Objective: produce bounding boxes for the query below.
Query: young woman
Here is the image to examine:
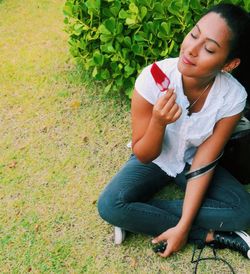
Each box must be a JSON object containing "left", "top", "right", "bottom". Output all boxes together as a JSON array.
[{"left": 98, "top": 3, "right": 250, "bottom": 259}]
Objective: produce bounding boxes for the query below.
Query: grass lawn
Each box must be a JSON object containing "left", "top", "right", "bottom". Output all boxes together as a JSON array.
[{"left": 0, "top": 0, "right": 249, "bottom": 273}]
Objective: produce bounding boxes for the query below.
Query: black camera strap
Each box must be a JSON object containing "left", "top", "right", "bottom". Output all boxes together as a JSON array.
[{"left": 185, "top": 153, "right": 223, "bottom": 181}]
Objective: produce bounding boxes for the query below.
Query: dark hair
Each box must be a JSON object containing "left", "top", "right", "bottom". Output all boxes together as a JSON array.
[{"left": 205, "top": 3, "right": 250, "bottom": 97}]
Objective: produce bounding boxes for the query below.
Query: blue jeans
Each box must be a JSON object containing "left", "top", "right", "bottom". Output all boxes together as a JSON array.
[{"left": 98, "top": 155, "right": 250, "bottom": 244}]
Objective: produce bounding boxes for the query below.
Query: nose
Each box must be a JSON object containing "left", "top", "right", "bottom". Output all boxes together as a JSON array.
[{"left": 187, "top": 40, "right": 200, "bottom": 57}]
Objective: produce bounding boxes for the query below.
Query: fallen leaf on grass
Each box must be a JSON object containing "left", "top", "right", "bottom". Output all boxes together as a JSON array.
[
  {"left": 83, "top": 136, "right": 89, "bottom": 143},
  {"left": 130, "top": 257, "right": 138, "bottom": 268},
  {"left": 8, "top": 161, "right": 17, "bottom": 169},
  {"left": 69, "top": 100, "right": 81, "bottom": 109},
  {"left": 35, "top": 224, "right": 40, "bottom": 232},
  {"left": 41, "top": 126, "right": 48, "bottom": 133}
]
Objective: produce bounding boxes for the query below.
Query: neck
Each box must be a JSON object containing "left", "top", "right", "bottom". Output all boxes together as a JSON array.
[{"left": 182, "top": 75, "right": 215, "bottom": 93}]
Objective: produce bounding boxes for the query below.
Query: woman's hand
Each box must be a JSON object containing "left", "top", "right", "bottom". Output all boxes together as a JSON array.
[
  {"left": 152, "top": 225, "right": 189, "bottom": 258},
  {"left": 152, "top": 89, "right": 182, "bottom": 128}
]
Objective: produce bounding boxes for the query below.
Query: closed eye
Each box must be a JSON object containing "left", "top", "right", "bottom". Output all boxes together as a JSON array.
[
  {"left": 205, "top": 47, "right": 214, "bottom": 54},
  {"left": 190, "top": 33, "right": 198, "bottom": 39}
]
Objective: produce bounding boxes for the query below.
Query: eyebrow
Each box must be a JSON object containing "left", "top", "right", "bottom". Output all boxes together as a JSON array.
[{"left": 195, "top": 24, "right": 221, "bottom": 48}]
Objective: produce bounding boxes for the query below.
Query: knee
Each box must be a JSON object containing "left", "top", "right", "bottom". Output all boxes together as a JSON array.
[
  {"left": 234, "top": 200, "right": 250, "bottom": 228},
  {"left": 241, "top": 195, "right": 250, "bottom": 221},
  {"left": 97, "top": 188, "right": 124, "bottom": 225},
  {"left": 97, "top": 190, "right": 111, "bottom": 222},
  {"left": 236, "top": 210, "right": 250, "bottom": 229},
  {"left": 242, "top": 202, "right": 250, "bottom": 227}
]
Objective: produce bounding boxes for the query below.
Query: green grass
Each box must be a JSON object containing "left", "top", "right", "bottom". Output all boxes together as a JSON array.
[{"left": 0, "top": 0, "right": 249, "bottom": 273}]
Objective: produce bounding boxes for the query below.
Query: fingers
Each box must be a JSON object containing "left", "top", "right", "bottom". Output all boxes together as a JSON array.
[
  {"left": 154, "top": 89, "right": 182, "bottom": 124},
  {"left": 172, "top": 105, "right": 182, "bottom": 121},
  {"left": 157, "top": 89, "right": 175, "bottom": 109},
  {"left": 152, "top": 232, "right": 172, "bottom": 257},
  {"left": 152, "top": 231, "right": 166, "bottom": 244},
  {"left": 152, "top": 226, "right": 188, "bottom": 258},
  {"left": 152, "top": 241, "right": 174, "bottom": 258},
  {"left": 152, "top": 230, "right": 180, "bottom": 258},
  {"left": 159, "top": 246, "right": 173, "bottom": 258}
]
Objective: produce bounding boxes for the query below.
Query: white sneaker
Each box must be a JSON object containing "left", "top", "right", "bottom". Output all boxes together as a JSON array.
[{"left": 114, "top": 226, "right": 126, "bottom": 245}]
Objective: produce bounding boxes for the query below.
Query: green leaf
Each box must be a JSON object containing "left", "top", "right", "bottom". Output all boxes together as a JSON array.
[
  {"left": 243, "top": 0, "right": 250, "bottom": 11},
  {"left": 104, "top": 17, "right": 116, "bottom": 34},
  {"left": 140, "top": 6, "right": 147, "bottom": 21},
  {"left": 131, "top": 44, "right": 144, "bottom": 56},
  {"left": 124, "top": 65, "right": 135, "bottom": 77},
  {"left": 85, "top": 0, "right": 100, "bottom": 14},
  {"left": 100, "top": 34, "right": 113, "bottom": 42},
  {"left": 116, "top": 22, "right": 123, "bottom": 35},
  {"left": 160, "top": 22, "right": 170, "bottom": 35},
  {"left": 119, "top": 9, "right": 128, "bottom": 19},
  {"left": 160, "top": 47, "right": 169, "bottom": 57},
  {"left": 64, "top": 17, "right": 69, "bottom": 24},
  {"left": 123, "top": 36, "right": 131, "bottom": 47},
  {"left": 100, "top": 43, "right": 116, "bottom": 53},
  {"left": 99, "top": 69, "right": 110, "bottom": 80},
  {"left": 145, "top": 21, "right": 159, "bottom": 34},
  {"left": 79, "top": 37, "right": 87, "bottom": 49},
  {"left": 92, "top": 66, "right": 98, "bottom": 77},
  {"left": 124, "top": 77, "right": 135, "bottom": 98},
  {"left": 125, "top": 17, "right": 137, "bottom": 25},
  {"left": 98, "top": 24, "right": 111, "bottom": 35},
  {"left": 154, "top": 2, "right": 165, "bottom": 14},
  {"left": 129, "top": 3, "right": 139, "bottom": 14},
  {"left": 168, "top": 0, "right": 182, "bottom": 17},
  {"left": 122, "top": 48, "right": 129, "bottom": 59},
  {"left": 149, "top": 47, "right": 160, "bottom": 57},
  {"left": 115, "top": 34, "right": 124, "bottom": 43},
  {"left": 189, "top": 0, "right": 201, "bottom": 10},
  {"left": 110, "top": 1, "right": 121, "bottom": 17},
  {"left": 86, "top": 30, "right": 99, "bottom": 41},
  {"left": 73, "top": 23, "right": 83, "bottom": 35},
  {"left": 63, "top": 2, "right": 73, "bottom": 17},
  {"left": 168, "top": 39, "right": 175, "bottom": 54},
  {"left": 104, "top": 82, "right": 113, "bottom": 93},
  {"left": 134, "top": 32, "right": 147, "bottom": 42},
  {"left": 93, "top": 51, "right": 104, "bottom": 66}
]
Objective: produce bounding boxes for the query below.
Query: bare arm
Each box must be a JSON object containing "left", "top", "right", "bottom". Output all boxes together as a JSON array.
[
  {"left": 178, "top": 112, "right": 242, "bottom": 231},
  {"left": 131, "top": 89, "right": 182, "bottom": 163},
  {"left": 153, "top": 112, "right": 242, "bottom": 257}
]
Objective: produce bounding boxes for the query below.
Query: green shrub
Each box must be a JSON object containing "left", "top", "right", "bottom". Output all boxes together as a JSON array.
[{"left": 63, "top": 0, "right": 250, "bottom": 98}]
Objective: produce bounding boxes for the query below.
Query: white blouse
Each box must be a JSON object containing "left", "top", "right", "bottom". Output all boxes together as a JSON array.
[{"left": 135, "top": 58, "right": 247, "bottom": 177}]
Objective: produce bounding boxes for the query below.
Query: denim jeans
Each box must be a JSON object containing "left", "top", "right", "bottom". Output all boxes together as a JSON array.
[{"left": 98, "top": 154, "right": 250, "bottom": 244}]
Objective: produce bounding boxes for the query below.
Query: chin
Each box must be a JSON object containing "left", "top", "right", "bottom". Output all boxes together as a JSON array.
[{"left": 177, "top": 61, "right": 193, "bottom": 77}]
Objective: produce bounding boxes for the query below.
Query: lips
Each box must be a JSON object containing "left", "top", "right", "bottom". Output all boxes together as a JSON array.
[{"left": 182, "top": 55, "right": 195, "bottom": 66}]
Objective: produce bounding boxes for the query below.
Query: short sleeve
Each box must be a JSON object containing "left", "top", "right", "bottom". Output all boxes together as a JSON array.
[
  {"left": 134, "top": 58, "right": 179, "bottom": 105},
  {"left": 218, "top": 75, "right": 247, "bottom": 118},
  {"left": 222, "top": 98, "right": 247, "bottom": 117},
  {"left": 134, "top": 64, "right": 159, "bottom": 105}
]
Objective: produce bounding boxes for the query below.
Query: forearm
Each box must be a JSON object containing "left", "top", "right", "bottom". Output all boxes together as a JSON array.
[
  {"left": 132, "top": 117, "right": 166, "bottom": 163},
  {"left": 178, "top": 171, "right": 214, "bottom": 232},
  {"left": 177, "top": 140, "right": 222, "bottom": 232},
  {"left": 177, "top": 114, "right": 240, "bottom": 231},
  {"left": 131, "top": 89, "right": 182, "bottom": 163}
]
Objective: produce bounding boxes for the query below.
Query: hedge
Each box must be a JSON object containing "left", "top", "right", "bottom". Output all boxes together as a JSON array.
[{"left": 63, "top": 0, "right": 250, "bottom": 98}]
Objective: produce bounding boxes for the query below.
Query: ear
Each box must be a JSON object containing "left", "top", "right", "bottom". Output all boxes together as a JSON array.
[{"left": 222, "top": 58, "right": 241, "bottom": 73}]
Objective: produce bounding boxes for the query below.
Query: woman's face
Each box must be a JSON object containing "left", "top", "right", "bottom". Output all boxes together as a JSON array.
[{"left": 177, "top": 12, "right": 233, "bottom": 79}]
